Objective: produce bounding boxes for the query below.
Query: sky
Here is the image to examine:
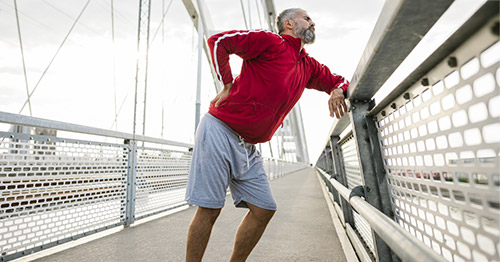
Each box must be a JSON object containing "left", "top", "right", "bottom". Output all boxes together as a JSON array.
[{"left": 0, "top": 0, "right": 486, "bottom": 162}]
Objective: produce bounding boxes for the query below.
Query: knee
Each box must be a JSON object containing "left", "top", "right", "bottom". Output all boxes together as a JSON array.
[
  {"left": 197, "top": 207, "right": 221, "bottom": 224},
  {"left": 251, "top": 208, "right": 276, "bottom": 224}
]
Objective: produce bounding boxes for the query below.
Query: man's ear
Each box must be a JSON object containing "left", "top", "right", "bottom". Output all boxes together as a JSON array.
[{"left": 285, "top": 19, "right": 294, "bottom": 30}]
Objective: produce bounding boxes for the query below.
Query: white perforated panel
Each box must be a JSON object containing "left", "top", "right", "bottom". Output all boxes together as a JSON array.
[
  {"left": 377, "top": 19, "right": 500, "bottom": 262},
  {"left": 340, "top": 134, "right": 363, "bottom": 189},
  {"left": 0, "top": 133, "right": 127, "bottom": 258},
  {"left": 339, "top": 133, "right": 376, "bottom": 255},
  {"left": 134, "top": 147, "right": 191, "bottom": 219}
]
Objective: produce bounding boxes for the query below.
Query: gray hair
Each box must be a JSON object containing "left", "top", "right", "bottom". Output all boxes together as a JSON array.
[{"left": 275, "top": 8, "right": 303, "bottom": 34}]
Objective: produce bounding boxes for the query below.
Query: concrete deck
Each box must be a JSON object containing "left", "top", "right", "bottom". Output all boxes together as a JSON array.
[{"left": 33, "top": 168, "right": 347, "bottom": 262}]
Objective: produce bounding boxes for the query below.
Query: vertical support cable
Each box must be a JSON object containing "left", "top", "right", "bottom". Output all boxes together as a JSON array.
[
  {"left": 255, "top": 0, "right": 263, "bottom": 29},
  {"left": 141, "top": 0, "right": 152, "bottom": 137},
  {"left": 162, "top": 0, "right": 165, "bottom": 43},
  {"left": 132, "top": 0, "right": 152, "bottom": 139},
  {"left": 162, "top": 0, "right": 166, "bottom": 136},
  {"left": 194, "top": 13, "right": 203, "bottom": 133},
  {"left": 239, "top": 0, "right": 249, "bottom": 29},
  {"left": 161, "top": 103, "right": 164, "bottom": 138},
  {"left": 132, "top": 2, "right": 141, "bottom": 139},
  {"left": 18, "top": 0, "right": 91, "bottom": 115},
  {"left": 268, "top": 141, "right": 274, "bottom": 158},
  {"left": 247, "top": 0, "right": 252, "bottom": 29},
  {"left": 259, "top": 0, "right": 277, "bottom": 32},
  {"left": 13, "top": 0, "right": 32, "bottom": 116},
  {"left": 111, "top": 0, "right": 118, "bottom": 131}
]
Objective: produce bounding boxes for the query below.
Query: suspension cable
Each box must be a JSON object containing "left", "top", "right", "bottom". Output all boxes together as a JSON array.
[
  {"left": 41, "top": 0, "right": 107, "bottom": 39},
  {"left": 239, "top": 0, "right": 249, "bottom": 29},
  {"left": 18, "top": 0, "right": 92, "bottom": 114},
  {"left": 0, "top": 0, "right": 60, "bottom": 36},
  {"left": 13, "top": 0, "right": 32, "bottom": 116},
  {"left": 150, "top": 0, "right": 174, "bottom": 44},
  {"left": 111, "top": 0, "right": 118, "bottom": 131},
  {"left": 255, "top": 0, "right": 263, "bottom": 29},
  {"left": 94, "top": 0, "right": 135, "bottom": 27},
  {"left": 162, "top": 0, "right": 165, "bottom": 44},
  {"left": 247, "top": 0, "right": 251, "bottom": 29},
  {"left": 108, "top": 0, "right": 173, "bottom": 132},
  {"left": 109, "top": 79, "right": 134, "bottom": 130},
  {"left": 161, "top": 0, "right": 165, "bottom": 138}
]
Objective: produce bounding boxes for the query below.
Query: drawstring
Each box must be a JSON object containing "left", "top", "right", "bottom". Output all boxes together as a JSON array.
[{"left": 238, "top": 136, "right": 250, "bottom": 171}]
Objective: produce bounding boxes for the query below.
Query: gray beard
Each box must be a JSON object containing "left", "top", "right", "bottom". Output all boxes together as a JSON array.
[{"left": 294, "top": 24, "right": 315, "bottom": 44}]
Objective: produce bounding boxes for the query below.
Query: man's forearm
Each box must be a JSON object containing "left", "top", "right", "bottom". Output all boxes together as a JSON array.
[{"left": 223, "top": 82, "right": 233, "bottom": 91}]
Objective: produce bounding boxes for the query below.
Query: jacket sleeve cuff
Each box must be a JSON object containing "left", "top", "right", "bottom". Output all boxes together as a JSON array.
[{"left": 330, "top": 85, "right": 347, "bottom": 97}]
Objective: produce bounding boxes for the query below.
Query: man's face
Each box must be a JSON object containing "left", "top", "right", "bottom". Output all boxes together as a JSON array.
[{"left": 292, "top": 10, "right": 315, "bottom": 44}]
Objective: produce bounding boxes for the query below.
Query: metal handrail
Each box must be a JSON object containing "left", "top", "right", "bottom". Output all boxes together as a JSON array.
[
  {"left": 367, "top": 1, "right": 499, "bottom": 117},
  {"left": 346, "top": 0, "right": 453, "bottom": 100},
  {"left": 0, "top": 110, "right": 193, "bottom": 148},
  {"left": 316, "top": 167, "right": 446, "bottom": 262}
]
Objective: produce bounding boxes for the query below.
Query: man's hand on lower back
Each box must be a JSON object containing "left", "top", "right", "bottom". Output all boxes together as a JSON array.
[
  {"left": 211, "top": 82, "right": 233, "bottom": 108},
  {"left": 329, "top": 88, "right": 347, "bottom": 119}
]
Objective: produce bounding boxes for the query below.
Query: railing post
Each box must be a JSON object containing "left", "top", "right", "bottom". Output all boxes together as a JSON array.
[
  {"left": 316, "top": 151, "right": 324, "bottom": 170},
  {"left": 125, "top": 139, "right": 137, "bottom": 227},
  {"left": 330, "top": 135, "right": 354, "bottom": 227},
  {"left": 350, "top": 100, "right": 396, "bottom": 262},
  {"left": 324, "top": 140, "right": 339, "bottom": 204}
]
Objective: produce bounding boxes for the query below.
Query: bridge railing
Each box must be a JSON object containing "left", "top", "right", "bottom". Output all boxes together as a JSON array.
[
  {"left": 264, "top": 157, "right": 309, "bottom": 180},
  {"left": 0, "top": 111, "right": 303, "bottom": 261},
  {"left": 316, "top": 1, "right": 499, "bottom": 262}
]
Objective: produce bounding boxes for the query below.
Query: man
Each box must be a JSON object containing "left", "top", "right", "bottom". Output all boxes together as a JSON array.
[{"left": 185, "top": 8, "right": 348, "bottom": 262}]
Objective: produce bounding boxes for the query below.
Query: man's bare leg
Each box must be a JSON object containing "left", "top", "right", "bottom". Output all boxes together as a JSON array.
[
  {"left": 186, "top": 207, "right": 221, "bottom": 262},
  {"left": 230, "top": 202, "right": 276, "bottom": 262}
]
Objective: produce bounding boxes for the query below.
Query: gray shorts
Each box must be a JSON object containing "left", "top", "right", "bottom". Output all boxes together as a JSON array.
[{"left": 185, "top": 113, "right": 277, "bottom": 210}]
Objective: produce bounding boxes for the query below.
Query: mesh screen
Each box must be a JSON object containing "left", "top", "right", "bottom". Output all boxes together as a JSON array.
[
  {"left": 339, "top": 133, "right": 376, "bottom": 255},
  {"left": 353, "top": 210, "right": 375, "bottom": 254},
  {"left": 135, "top": 147, "right": 192, "bottom": 219},
  {"left": 340, "top": 134, "right": 363, "bottom": 189},
  {"left": 0, "top": 133, "right": 128, "bottom": 258},
  {"left": 377, "top": 22, "right": 500, "bottom": 262}
]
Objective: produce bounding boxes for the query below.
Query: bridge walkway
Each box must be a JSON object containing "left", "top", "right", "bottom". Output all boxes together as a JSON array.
[{"left": 31, "top": 168, "right": 348, "bottom": 262}]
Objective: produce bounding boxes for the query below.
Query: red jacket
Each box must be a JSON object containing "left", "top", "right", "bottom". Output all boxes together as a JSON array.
[{"left": 207, "top": 30, "right": 349, "bottom": 144}]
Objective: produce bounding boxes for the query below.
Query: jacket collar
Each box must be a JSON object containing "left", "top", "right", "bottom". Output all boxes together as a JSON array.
[{"left": 281, "top": 34, "right": 307, "bottom": 57}]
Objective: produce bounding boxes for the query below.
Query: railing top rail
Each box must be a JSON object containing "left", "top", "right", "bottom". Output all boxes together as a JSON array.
[
  {"left": 368, "top": 2, "right": 499, "bottom": 116},
  {"left": 321, "top": 0, "right": 454, "bottom": 154},
  {"left": 317, "top": 168, "right": 446, "bottom": 262},
  {"left": 0, "top": 111, "right": 193, "bottom": 148},
  {"left": 321, "top": 115, "right": 350, "bottom": 151},
  {"left": 347, "top": 0, "right": 453, "bottom": 101}
]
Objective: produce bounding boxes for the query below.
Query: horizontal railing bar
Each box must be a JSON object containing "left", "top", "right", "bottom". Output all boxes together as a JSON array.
[
  {"left": 321, "top": 115, "right": 351, "bottom": 151},
  {"left": 368, "top": 1, "right": 499, "bottom": 117},
  {"left": 0, "top": 111, "right": 193, "bottom": 148},
  {"left": 0, "top": 131, "right": 126, "bottom": 148},
  {"left": 347, "top": 0, "right": 453, "bottom": 101},
  {"left": 317, "top": 168, "right": 446, "bottom": 262}
]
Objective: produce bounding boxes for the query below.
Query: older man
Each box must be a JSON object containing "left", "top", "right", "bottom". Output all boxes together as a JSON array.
[{"left": 185, "top": 8, "right": 349, "bottom": 262}]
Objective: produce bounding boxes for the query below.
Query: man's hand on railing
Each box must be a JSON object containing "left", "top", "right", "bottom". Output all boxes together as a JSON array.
[{"left": 329, "top": 88, "right": 347, "bottom": 119}]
